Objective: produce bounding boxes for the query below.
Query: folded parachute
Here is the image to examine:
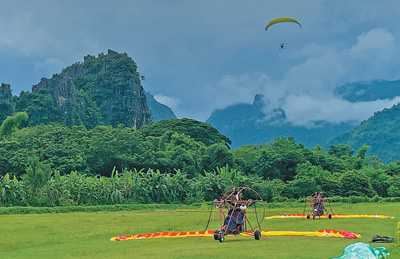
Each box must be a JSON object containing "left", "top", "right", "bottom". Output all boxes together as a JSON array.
[
  {"left": 110, "top": 229, "right": 360, "bottom": 241},
  {"left": 264, "top": 214, "right": 394, "bottom": 219}
]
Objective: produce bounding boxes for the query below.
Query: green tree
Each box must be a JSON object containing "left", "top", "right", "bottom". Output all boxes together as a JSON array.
[
  {"left": 340, "top": 170, "right": 375, "bottom": 197},
  {"left": 254, "top": 137, "right": 312, "bottom": 181},
  {"left": 387, "top": 175, "right": 400, "bottom": 197},
  {"left": 201, "top": 142, "right": 234, "bottom": 172},
  {"left": 385, "top": 160, "right": 400, "bottom": 175},
  {"left": 138, "top": 118, "right": 231, "bottom": 147},
  {"left": 0, "top": 112, "right": 28, "bottom": 138},
  {"left": 22, "top": 156, "right": 52, "bottom": 189},
  {"left": 14, "top": 88, "right": 64, "bottom": 126},
  {"left": 0, "top": 83, "right": 14, "bottom": 123},
  {"left": 232, "top": 145, "right": 262, "bottom": 174},
  {"left": 359, "top": 167, "right": 390, "bottom": 197},
  {"left": 22, "top": 156, "right": 52, "bottom": 205},
  {"left": 328, "top": 144, "right": 354, "bottom": 158},
  {"left": 285, "top": 177, "right": 318, "bottom": 199}
]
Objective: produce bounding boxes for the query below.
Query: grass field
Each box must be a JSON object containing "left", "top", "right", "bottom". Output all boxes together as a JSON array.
[{"left": 0, "top": 202, "right": 398, "bottom": 258}]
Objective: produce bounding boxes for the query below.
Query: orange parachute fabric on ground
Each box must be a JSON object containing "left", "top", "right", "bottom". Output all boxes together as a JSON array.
[
  {"left": 260, "top": 229, "right": 361, "bottom": 239},
  {"left": 263, "top": 214, "right": 395, "bottom": 219},
  {"left": 110, "top": 229, "right": 360, "bottom": 241},
  {"left": 110, "top": 230, "right": 214, "bottom": 241}
]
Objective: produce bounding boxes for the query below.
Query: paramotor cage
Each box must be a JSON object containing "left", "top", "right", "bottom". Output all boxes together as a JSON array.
[
  {"left": 213, "top": 187, "right": 265, "bottom": 242},
  {"left": 305, "top": 191, "right": 334, "bottom": 219}
]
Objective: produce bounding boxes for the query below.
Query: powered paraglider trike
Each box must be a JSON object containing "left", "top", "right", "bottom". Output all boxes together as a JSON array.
[
  {"left": 213, "top": 187, "right": 265, "bottom": 242},
  {"left": 304, "top": 191, "right": 334, "bottom": 220}
]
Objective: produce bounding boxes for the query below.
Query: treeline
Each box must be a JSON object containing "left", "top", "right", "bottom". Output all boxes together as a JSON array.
[
  {"left": 0, "top": 116, "right": 399, "bottom": 206},
  {"left": 0, "top": 118, "right": 231, "bottom": 178},
  {"left": 1, "top": 165, "right": 399, "bottom": 207}
]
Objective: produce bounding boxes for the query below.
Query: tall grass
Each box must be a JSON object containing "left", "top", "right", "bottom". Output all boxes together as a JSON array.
[{"left": 0, "top": 166, "right": 265, "bottom": 207}]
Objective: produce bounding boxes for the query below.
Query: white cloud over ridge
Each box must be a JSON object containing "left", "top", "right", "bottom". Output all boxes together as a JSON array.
[
  {"left": 250, "top": 28, "right": 400, "bottom": 127},
  {"left": 153, "top": 94, "right": 180, "bottom": 110}
]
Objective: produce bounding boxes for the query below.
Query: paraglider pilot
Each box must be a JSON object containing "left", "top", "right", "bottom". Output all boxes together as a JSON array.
[{"left": 224, "top": 206, "right": 244, "bottom": 234}]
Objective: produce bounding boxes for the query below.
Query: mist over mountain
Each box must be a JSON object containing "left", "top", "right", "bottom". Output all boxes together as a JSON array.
[
  {"left": 145, "top": 92, "right": 177, "bottom": 122},
  {"left": 206, "top": 94, "right": 355, "bottom": 149},
  {"left": 207, "top": 79, "right": 400, "bottom": 150},
  {"left": 2, "top": 49, "right": 400, "bottom": 164},
  {"left": 336, "top": 79, "right": 400, "bottom": 102}
]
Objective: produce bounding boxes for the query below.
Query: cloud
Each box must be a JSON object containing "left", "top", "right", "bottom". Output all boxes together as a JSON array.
[
  {"left": 153, "top": 94, "right": 180, "bottom": 110},
  {"left": 171, "top": 73, "right": 272, "bottom": 121},
  {"left": 173, "top": 27, "right": 400, "bottom": 123},
  {"left": 345, "top": 28, "right": 398, "bottom": 81},
  {"left": 1, "top": 0, "right": 400, "bottom": 125},
  {"left": 0, "top": 10, "right": 55, "bottom": 54},
  {"left": 282, "top": 95, "right": 400, "bottom": 126},
  {"left": 254, "top": 28, "right": 400, "bottom": 126}
]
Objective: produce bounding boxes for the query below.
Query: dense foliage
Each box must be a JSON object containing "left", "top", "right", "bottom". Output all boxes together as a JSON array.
[
  {"left": 0, "top": 117, "right": 399, "bottom": 207},
  {"left": 329, "top": 103, "right": 400, "bottom": 164},
  {"left": 0, "top": 83, "right": 13, "bottom": 123}
]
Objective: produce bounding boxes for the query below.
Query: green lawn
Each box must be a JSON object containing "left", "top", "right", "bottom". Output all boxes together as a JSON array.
[{"left": 0, "top": 202, "right": 398, "bottom": 258}]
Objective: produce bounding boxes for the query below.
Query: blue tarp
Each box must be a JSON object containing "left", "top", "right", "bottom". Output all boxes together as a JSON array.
[{"left": 331, "top": 242, "right": 389, "bottom": 259}]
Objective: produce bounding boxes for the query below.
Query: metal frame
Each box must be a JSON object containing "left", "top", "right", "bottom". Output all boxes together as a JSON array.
[{"left": 213, "top": 187, "right": 265, "bottom": 242}]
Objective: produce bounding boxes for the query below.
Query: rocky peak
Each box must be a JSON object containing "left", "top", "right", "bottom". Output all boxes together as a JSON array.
[{"left": 15, "top": 50, "right": 152, "bottom": 129}]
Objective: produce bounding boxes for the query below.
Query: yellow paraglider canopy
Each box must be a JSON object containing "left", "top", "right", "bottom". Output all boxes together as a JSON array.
[{"left": 265, "top": 17, "right": 301, "bottom": 31}]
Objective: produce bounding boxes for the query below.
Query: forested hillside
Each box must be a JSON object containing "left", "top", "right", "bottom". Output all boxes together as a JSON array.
[
  {"left": 1, "top": 51, "right": 400, "bottom": 207},
  {"left": 329, "top": 103, "right": 400, "bottom": 164},
  {"left": 0, "top": 115, "right": 399, "bottom": 207}
]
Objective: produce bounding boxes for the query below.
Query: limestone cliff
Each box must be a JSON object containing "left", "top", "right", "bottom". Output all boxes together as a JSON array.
[{"left": 15, "top": 50, "right": 151, "bottom": 129}]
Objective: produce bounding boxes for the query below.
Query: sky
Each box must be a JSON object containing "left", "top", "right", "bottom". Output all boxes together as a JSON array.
[{"left": 1, "top": 0, "right": 400, "bottom": 126}]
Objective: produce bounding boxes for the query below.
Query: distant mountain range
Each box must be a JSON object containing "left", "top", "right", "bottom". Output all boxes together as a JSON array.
[
  {"left": 206, "top": 79, "right": 400, "bottom": 163},
  {"left": 145, "top": 92, "right": 177, "bottom": 122},
  {"left": 206, "top": 94, "right": 355, "bottom": 149},
  {"left": 2, "top": 50, "right": 400, "bottom": 163},
  {"left": 322, "top": 79, "right": 400, "bottom": 163},
  {"left": 335, "top": 79, "right": 400, "bottom": 102}
]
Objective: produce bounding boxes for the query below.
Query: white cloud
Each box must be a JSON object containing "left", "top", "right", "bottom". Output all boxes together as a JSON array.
[
  {"left": 153, "top": 94, "right": 180, "bottom": 110},
  {"left": 173, "top": 73, "right": 273, "bottom": 121},
  {"left": 207, "top": 73, "right": 270, "bottom": 108},
  {"left": 253, "top": 28, "right": 400, "bottom": 126},
  {"left": 348, "top": 29, "right": 396, "bottom": 60},
  {"left": 345, "top": 28, "right": 398, "bottom": 81},
  {"left": 282, "top": 95, "right": 400, "bottom": 126}
]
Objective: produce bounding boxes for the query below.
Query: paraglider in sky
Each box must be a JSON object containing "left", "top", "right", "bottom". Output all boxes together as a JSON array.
[{"left": 264, "top": 17, "right": 302, "bottom": 31}]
